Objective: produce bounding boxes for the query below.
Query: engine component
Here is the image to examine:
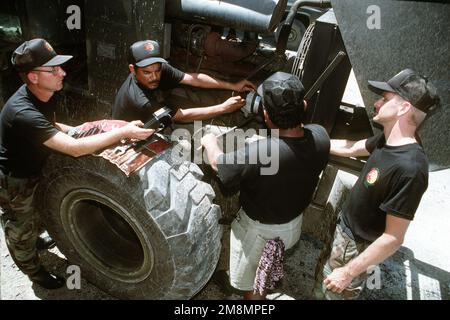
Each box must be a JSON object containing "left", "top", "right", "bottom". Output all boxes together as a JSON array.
[{"left": 166, "top": 0, "right": 288, "bottom": 34}]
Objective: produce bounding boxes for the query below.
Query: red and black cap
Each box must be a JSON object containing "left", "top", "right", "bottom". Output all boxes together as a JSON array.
[
  {"left": 368, "top": 68, "right": 440, "bottom": 113},
  {"left": 130, "top": 40, "right": 167, "bottom": 67},
  {"left": 11, "top": 38, "right": 73, "bottom": 73}
]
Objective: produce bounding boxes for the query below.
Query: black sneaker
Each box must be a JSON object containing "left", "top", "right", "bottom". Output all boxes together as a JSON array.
[
  {"left": 29, "top": 267, "right": 65, "bottom": 289},
  {"left": 36, "top": 236, "right": 56, "bottom": 251}
]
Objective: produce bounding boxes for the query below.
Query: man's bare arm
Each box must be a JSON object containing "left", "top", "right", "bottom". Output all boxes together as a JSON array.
[
  {"left": 181, "top": 73, "right": 256, "bottom": 92},
  {"left": 54, "top": 122, "right": 74, "bottom": 133},
  {"left": 330, "top": 139, "right": 370, "bottom": 158},
  {"left": 172, "top": 96, "right": 245, "bottom": 123},
  {"left": 324, "top": 214, "right": 410, "bottom": 293},
  {"left": 200, "top": 134, "right": 224, "bottom": 171},
  {"left": 44, "top": 121, "right": 154, "bottom": 157}
]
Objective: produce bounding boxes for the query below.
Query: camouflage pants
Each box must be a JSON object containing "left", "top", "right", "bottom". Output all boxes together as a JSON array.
[
  {"left": 0, "top": 173, "right": 41, "bottom": 275},
  {"left": 320, "top": 218, "right": 370, "bottom": 300}
]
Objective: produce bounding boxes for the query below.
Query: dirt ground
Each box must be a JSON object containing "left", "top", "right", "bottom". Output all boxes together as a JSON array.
[
  {"left": 0, "top": 225, "right": 310, "bottom": 300},
  {"left": 3, "top": 167, "right": 450, "bottom": 301}
]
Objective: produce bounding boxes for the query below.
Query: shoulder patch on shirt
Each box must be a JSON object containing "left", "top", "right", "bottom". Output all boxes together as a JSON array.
[{"left": 364, "top": 167, "right": 380, "bottom": 187}]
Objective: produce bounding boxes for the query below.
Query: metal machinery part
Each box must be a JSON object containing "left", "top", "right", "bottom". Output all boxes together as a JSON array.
[
  {"left": 291, "top": 22, "right": 315, "bottom": 79},
  {"left": 331, "top": 0, "right": 450, "bottom": 171},
  {"left": 276, "top": 0, "right": 332, "bottom": 54},
  {"left": 166, "top": 0, "right": 288, "bottom": 34}
]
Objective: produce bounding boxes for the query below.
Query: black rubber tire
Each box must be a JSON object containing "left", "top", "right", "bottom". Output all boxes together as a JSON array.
[{"left": 35, "top": 149, "right": 222, "bottom": 299}]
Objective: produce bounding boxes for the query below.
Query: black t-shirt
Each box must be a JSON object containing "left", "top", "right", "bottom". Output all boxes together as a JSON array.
[
  {"left": 342, "top": 132, "right": 429, "bottom": 242},
  {"left": 217, "top": 124, "right": 330, "bottom": 224},
  {"left": 112, "top": 63, "right": 185, "bottom": 122},
  {"left": 0, "top": 85, "right": 59, "bottom": 178}
]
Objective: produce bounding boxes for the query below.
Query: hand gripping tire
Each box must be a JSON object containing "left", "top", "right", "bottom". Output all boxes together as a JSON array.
[{"left": 35, "top": 150, "right": 222, "bottom": 299}]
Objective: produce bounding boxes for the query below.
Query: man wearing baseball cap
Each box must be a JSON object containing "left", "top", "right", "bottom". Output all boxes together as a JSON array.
[
  {"left": 0, "top": 39, "right": 154, "bottom": 289},
  {"left": 201, "top": 72, "right": 330, "bottom": 299},
  {"left": 321, "top": 69, "right": 440, "bottom": 299},
  {"left": 112, "top": 40, "right": 256, "bottom": 123}
]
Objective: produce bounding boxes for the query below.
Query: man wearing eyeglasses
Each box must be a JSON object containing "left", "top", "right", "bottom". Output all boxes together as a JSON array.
[{"left": 0, "top": 38, "right": 154, "bottom": 290}]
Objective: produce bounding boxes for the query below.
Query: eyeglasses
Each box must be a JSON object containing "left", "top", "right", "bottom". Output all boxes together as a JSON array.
[{"left": 32, "top": 66, "right": 63, "bottom": 76}]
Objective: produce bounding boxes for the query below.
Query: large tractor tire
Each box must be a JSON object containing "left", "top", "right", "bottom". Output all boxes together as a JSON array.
[{"left": 35, "top": 149, "right": 222, "bottom": 299}]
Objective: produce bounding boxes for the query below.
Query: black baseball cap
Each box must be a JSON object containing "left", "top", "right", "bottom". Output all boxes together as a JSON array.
[
  {"left": 11, "top": 38, "right": 73, "bottom": 73},
  {"left": 257, "top": 72, "right": 306, "bottom": 109},
  {"left": 368, "top": 68, "right": 440, "bottom": 113},
  {"left": 130, "top": 40, "right": 167, "bottom": 67}
]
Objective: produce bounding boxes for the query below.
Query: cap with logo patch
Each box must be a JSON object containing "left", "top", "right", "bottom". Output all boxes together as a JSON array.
[
  {"left": 130, "top": 40, "right": 167, "bottom": 67},
  {"left": 368, "top": 68, "right": 440, "bottom": 114},
  {"left": 11, "top": 38, "right": 73, "bottom": 73}
]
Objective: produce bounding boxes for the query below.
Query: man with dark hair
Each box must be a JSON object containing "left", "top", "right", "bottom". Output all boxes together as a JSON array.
[
  {"left": 112, "top": 39, "right": 255, "bottom": 123},
  {"left": 201, "top": 72, "right": 330, "bottom": 299},
  {"left": 0, "top": 38, "right": 154, "bottom": 289},
  {"left": 322, "top": 68, "right": 440, "bottom": 299}
]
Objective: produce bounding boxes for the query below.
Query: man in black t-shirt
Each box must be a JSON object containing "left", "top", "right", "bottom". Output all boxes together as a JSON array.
[
  {"left": 112, "top": 40, "right": 256, "bottom": 123},
  {"left": 201, "top": 72, "right": 330, "bottom": 299},
  {"left": 321, "top": 69, "right": 440, "bottom": 299},
  {"left": 0, "top": 39, "right": 154, "bottom": 290}
]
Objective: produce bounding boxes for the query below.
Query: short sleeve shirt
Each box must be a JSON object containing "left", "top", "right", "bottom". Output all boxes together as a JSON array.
[
  {"left": 217, "top": 124, "right": 330, "bottom": 224},
  {"left": 112, "top": 63, "right": 185, "bottom": 122},
  {"left": 0, "top": 85, "right": 59, "bottom": 178},
  {"left": 342, "top": 132, "right": 429, "bottom": 242}
]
